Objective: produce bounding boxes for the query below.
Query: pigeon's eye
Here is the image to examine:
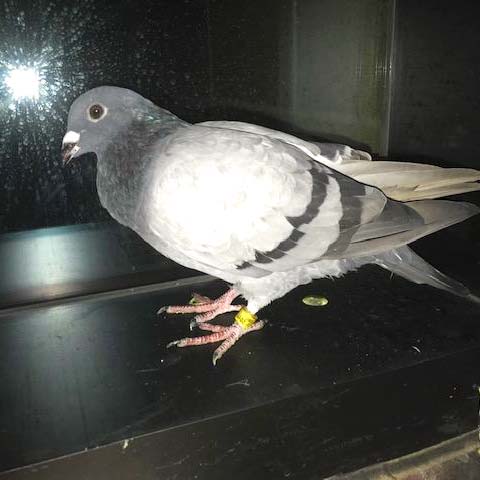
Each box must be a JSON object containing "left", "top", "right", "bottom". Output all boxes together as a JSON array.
[{"left": 88, "top": 104, "right": 106, "bottom": 121}]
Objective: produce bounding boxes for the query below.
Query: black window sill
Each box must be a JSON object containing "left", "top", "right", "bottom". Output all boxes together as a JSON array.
[{"left": 0, "top": 222, "right": 198, "bottom": 310}]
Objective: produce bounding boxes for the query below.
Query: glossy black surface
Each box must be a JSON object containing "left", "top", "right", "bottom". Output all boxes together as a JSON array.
[
  {"left": 390, "top": 0, "right": 480, "bottom": 167},
  {"left": 0, "top": 222, "right": 197, "bottom": 309},
  {"left": 2, "top": 348, "right": 479, "bottom": 479},
  {"left": 0, "top": 211, "right": 478, "bottom": 475}
]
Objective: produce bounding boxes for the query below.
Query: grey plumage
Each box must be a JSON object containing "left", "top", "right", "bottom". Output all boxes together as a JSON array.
[
  {"left": 373, "top": 246, "right": 478, "bottom": 302},
  {"left": 62, "top": 86, "right": 480, "bottom": 319}
]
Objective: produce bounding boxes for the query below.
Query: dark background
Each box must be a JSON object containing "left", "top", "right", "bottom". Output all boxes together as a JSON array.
[{"left": 389, "top": 0, "right": 480, "bottom": 167}]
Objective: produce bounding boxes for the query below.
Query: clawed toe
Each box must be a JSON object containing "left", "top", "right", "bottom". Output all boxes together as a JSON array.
[
  {"left": 160, "top": 288, "right": 265, "bottom": 364},
  {"left": 168, "top": 316, "right": 266, "bottom": 364},
  {"left": 158, "top": 287, "right": 241, "bottom": 318},
  {"left": 190, "top": 293, "right": 213, "bottom": 304},
  {"left": 189, "top": 319, "right": 197, "bottom": 331}
]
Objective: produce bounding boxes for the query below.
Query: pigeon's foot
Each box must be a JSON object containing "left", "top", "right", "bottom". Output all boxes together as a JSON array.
[
  {"left": 167, "top": 309, "right": 265, "bottom": 365},
  {"left": 158, "top": 287, "right": 241, "bottom": 327}
]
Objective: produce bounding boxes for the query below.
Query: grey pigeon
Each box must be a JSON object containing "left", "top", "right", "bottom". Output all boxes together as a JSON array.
[{"left": 62, "top": 86, "right": 480, "bottom": 364}]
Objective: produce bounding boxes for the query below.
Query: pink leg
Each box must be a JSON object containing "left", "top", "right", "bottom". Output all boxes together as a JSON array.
[
  {"left": 213, "top": 321, "right": 265, "bottom": 365},
  {"left": 167, "top": 327, "right": 233, "bottom": 348},
  {"left": 167, "top": 320, "right": 266, "bottom": 365},
  {"left": 197, "top": 323, "right": 229, "bottom": 333},
  {"left": 158, "top": 287, "right": 242, "bottom": 328},
  {"left": 190, "top": 293, "right": 215, "bottom": 304},
  {"left": 192, "top": 304, "right": 241, "bottom": 328},
  {"left": 158, "top": 287, "right": 239, "bottom": 314}
]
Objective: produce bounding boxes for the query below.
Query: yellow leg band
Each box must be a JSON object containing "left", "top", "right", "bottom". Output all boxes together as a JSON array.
[{"left": 235, "top": 307, "right": 258, "bottom": 330}]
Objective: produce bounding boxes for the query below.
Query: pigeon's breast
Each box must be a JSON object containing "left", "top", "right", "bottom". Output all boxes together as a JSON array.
[{"left": 95, "top": 152, "right": 150, "bottom": 229}]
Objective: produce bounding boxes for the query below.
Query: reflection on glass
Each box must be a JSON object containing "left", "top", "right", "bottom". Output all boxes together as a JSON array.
[{"left": 5, "top": 65, "right": 42, "bottom": 100}]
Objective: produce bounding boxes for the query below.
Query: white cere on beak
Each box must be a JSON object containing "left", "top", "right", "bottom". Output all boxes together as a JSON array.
[
  {"left": 62, "top": 130, "right": 81, "bottom": 165},
  {"left": 62, "top": 130, "right": 80, "bottom": 145}
]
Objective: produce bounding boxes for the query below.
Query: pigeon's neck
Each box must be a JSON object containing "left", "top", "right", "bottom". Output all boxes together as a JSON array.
[{"left": 96, "top": 109, "right": 187, "bottom": 227}]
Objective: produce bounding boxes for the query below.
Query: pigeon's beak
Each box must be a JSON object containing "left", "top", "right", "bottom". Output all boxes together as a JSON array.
[{"left": 61, "top": 131, "right": 81, "bottom": 166}]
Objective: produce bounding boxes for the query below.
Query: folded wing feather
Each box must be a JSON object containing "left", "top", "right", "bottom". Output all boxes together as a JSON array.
[
  {"left": 145, "top": 122, "right": 479, "bottom": 280},
  {"left": 199, "top": 120, "right": 480, "bottom": 201}
]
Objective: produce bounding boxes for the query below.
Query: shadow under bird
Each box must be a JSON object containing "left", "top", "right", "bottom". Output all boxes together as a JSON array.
[{"left": 62, "top": 86, "right": 480, "bottom": 365}]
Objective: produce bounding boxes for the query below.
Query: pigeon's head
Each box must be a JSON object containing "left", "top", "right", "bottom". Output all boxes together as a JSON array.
[{"left": 61, "top": 86, "right": 156, "bottom": 165}]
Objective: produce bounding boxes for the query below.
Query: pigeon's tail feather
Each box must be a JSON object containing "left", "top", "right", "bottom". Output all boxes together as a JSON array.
[
  {"left": 339, "top": 199, "right": 479, "bottom": 259},
  {"left": 374, "top": 245, "right": 479, "bottom": 303},
  {"left": 339, "top": 160, "right": 480, "bottom": 201},
  {"left": 407, "top": 199, "right": 480, "bottom": 231},
  {"left": 466, "top": 293, "right": 480, "bottom": 305}
]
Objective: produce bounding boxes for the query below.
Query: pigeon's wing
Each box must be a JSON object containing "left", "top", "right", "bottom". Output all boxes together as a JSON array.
[
  {"left": 199, "top": 121, "right": 480, "bottom": 202},
  {"left": 197, "top": 121, "right": 372, "bottom": 166},
  {"left": 143, "top": 125, "right": 476, "bottom": 278}
]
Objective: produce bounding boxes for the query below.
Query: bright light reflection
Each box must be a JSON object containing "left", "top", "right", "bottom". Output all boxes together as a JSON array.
[{"left": 5, "top": 66, "right": 41, "bottom": 100}]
